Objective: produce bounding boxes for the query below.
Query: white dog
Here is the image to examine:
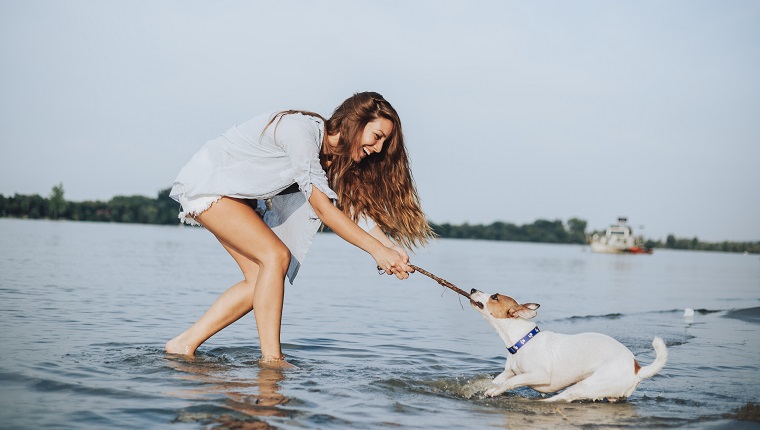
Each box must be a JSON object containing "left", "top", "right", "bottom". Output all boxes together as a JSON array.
[{"left": 469, "top": 289, "right": 668, "bottom": 402}]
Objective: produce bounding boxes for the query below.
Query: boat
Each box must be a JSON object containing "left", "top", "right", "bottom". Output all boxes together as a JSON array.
[{"left": 589, "top": 217, "right": 653, "bottom": 254}]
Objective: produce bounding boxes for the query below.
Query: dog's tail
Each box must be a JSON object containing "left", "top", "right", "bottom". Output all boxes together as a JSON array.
[{"left": 637, "top": 337, "right": 668, "bottom": 380}]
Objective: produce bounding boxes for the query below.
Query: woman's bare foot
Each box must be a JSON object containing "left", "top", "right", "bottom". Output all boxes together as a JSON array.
[
  {"left": 165, "top": 336, "right": 195, "bottom": 356},
  {"left": 258, "top": 355, "right": 298, "bottom": 370}
]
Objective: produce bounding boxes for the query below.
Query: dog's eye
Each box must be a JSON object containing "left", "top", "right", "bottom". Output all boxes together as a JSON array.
[{"left": 490, "top": 294, "right": 499, "bottom": 301}]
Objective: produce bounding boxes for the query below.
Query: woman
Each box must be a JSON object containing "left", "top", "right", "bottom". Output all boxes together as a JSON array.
[{"left": 165, "top": 92, "right": 434, "bottom": 365}]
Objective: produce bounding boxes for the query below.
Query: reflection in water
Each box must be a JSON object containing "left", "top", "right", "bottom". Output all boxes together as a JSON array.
[
  {"left": 420, "top": 376, "right": 641, "bottom": 429},
  {"left": 164, "top": 354, "right": 291, "bottom": 428},
  {"left": 493, "top": 397, "right": 640, "bottom": 429}
]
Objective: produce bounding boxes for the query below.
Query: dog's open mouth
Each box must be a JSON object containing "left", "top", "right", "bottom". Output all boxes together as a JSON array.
[{"left": 470, "top": 300, "right": 484, "bottom": 309}]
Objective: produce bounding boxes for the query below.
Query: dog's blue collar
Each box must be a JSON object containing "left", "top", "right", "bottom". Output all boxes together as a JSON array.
[{"left": 507, "top": 326, "right": 540, "bottom": 354}]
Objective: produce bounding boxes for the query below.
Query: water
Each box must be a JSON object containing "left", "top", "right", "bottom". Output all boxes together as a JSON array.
[{"left": 1, "top": 218, "right": 759, "bottom": 429}]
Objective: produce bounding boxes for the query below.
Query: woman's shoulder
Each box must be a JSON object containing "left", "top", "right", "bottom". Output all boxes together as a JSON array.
[
  {"left": 233, "top": 111, "right": 322, "bottom": 141},
  {"left": 273, "top": 111, "right": 324, "bottom": 131},
  {"left": 268, "top": 111, "right": 324, "bottom": 143}
]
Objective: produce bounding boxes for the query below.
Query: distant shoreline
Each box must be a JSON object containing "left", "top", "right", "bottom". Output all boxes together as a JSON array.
[{"left": 0, "top": 212, "right": 760, "bottom": 254}]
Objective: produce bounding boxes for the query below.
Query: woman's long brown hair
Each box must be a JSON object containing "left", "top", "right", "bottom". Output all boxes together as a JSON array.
[
  {"left": 266, "top": 92, "right": 434, "bottom": 249},
  {"left": 325, "top": 92, "right": 434, "bottom": 249}
]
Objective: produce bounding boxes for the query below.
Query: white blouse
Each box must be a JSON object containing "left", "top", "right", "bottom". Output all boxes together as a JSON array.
[{"left": 170, "top": 112, "right": 374, "bottom": 283}]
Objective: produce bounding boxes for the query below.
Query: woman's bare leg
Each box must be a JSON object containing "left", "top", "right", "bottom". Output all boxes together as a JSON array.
[
  {"left": 165, "top": 197, "right": 291, "bottom": 360},
  {"left": 164, "top": 242, "right": 258, "bottom": 355}
]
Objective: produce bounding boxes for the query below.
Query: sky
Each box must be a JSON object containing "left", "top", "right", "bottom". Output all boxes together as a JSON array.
[{"left": 1, "top": 1, "right": 758, "bottom": 242}]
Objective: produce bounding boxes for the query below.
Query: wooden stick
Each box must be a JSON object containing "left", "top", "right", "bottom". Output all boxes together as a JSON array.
[{"left": 408, "top": 264, "right": 471, "bottom": 299}]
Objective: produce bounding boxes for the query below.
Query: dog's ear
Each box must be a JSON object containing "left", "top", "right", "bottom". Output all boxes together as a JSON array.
[{"left": 510, "top": 303, "right": 539, "bottom": 319}]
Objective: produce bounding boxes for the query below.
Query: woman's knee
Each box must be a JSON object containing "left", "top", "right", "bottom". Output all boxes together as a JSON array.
[{"left": 259, "top": 244, "right": 291, "bottom": 273}]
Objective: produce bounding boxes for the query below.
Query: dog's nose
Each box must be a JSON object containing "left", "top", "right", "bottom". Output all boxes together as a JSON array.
[{"left": 470, "top": 288, "right": 479, "bottom": 294}]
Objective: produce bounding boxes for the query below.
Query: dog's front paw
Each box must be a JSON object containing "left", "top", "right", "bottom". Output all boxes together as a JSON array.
[{"left": 484, "top": 386, "right": 505, "bottom": 397}]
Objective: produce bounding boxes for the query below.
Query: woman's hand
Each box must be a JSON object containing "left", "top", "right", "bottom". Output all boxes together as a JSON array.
[
  {"left": 372, "top": 246, "right": 413, "bottom": 280},
  {"left": 390, "top": 245, "right": 411, "bottom": 266}
]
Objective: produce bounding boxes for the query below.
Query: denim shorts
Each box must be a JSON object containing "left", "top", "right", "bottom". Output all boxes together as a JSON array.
[{"left": 177, "top": 194, "right": 222, "bottom": 226}]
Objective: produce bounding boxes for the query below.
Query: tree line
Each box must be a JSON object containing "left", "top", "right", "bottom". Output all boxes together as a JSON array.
[
  {"left": 641, "top": 235, "right": 759, "bottom": 254},
  {"left": 430, "top": 218, "right": 589, "bottom": 245},
  {"left": 0, "top": 184, "right": 178, "bottom": 225},
  {"left": 1, "top": 184, "right": 758, "bottom": 254}
]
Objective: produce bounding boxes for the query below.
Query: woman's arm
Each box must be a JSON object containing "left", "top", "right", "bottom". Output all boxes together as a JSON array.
[
  {"left": 368, "top": 225, "right": 411, "bottom": 267},
  {"left": 309, "top": 187, "right": 412, "bottom": 279}
]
